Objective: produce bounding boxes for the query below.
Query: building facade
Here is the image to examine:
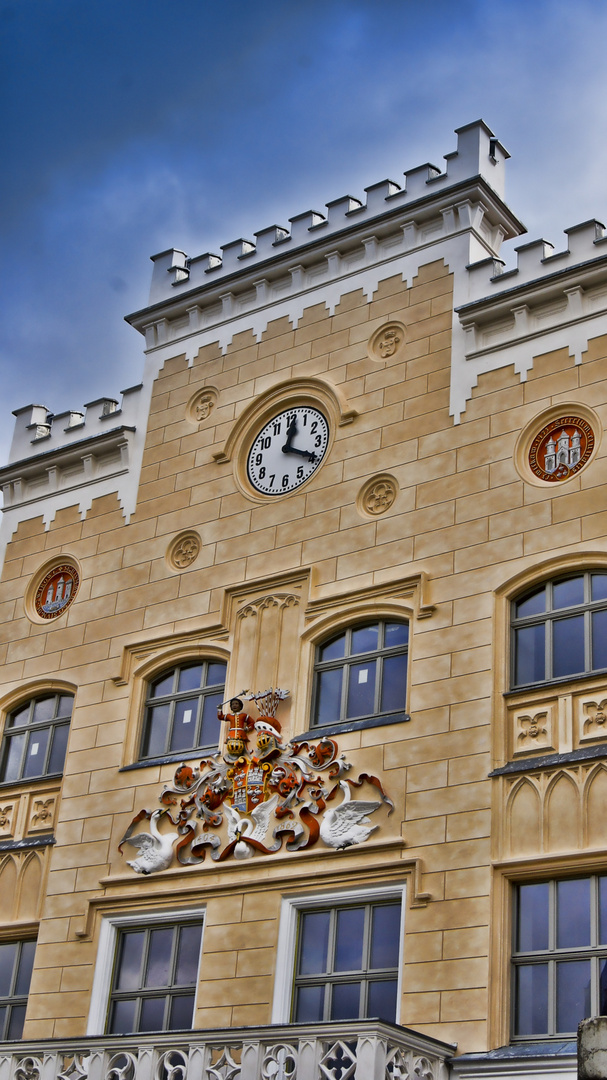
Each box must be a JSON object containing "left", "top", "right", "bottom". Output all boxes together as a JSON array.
[{"left": 1, "top": 121, "right": 607, "bottom": 1079}]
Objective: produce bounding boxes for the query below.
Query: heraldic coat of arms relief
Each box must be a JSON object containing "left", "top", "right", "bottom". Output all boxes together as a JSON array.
[{"left": 119, "top": 688, "right": 393, "bottom": 874}]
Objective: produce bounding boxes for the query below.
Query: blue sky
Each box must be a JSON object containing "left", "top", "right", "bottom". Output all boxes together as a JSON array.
[{"left": 1, "top": 0, "right": 607, "bottom": 465}]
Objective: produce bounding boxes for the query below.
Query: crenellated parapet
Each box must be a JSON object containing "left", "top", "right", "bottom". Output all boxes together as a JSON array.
[
  {"left": 0, "top": 382, "right": 148, "bottom": 540},
  {"left": 456, "top": 218, "right": 607, "bottom": 382},
  {"left": 142, "top": 121, "right": 514, "bottom": 310}
]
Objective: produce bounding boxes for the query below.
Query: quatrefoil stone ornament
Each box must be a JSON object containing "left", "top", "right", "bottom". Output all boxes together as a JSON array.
[{"left": 167, "top": 531, "right": 201, "bottom": 570}]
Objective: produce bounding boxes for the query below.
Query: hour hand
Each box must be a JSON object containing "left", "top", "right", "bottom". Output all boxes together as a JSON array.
[{"left": 283, "top": 445, "right": 317, "bottom": 462}]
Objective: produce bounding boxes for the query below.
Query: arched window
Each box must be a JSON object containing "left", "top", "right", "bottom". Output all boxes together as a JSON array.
[
  {"left": 511, "top": 571, "right": 607, "bottom": 688},
  {"left": 0, "top": 692, "right": 73, "bottom": 783},
  {"left": 139, "top": 660, "right": 227, "bottom": 760},
  {"left": 311, "top": 620, "right": 409, "bottom": 730}
]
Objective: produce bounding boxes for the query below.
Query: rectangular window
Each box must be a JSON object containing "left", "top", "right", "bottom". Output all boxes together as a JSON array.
[
  {"left": 512, "top": 876, "right": 607, "bottom": 1038},
  {"left": 272, "top": 884, "right": 405, "bottom": 1026},
  {"left": 0, "top": 939, "right": 36, "bottom": 1039},
  {"left": 107, "top": 920, "right": 203, "bottom": 1034}
]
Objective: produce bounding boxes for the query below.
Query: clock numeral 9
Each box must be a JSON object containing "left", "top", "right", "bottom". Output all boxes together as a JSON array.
[{"left": 255, "top": 453, "right": 263, "bottom": 466}]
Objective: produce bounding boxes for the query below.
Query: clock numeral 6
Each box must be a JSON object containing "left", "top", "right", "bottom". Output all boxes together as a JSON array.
[{"left": 282, "top": 475, "right": 289, "bottom": 488}]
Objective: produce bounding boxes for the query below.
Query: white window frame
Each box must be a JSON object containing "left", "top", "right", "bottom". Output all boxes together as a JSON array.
[
  {"left": 271, "top": 881, "right": 406, "bottom": 1025},
  {"left": 87, "top": 906, "right": 205, "bottom": 1035}
]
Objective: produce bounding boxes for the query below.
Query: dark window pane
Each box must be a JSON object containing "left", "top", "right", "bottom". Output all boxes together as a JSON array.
[
  {"left": 57, "top": 694, "right": 74, "bottom": 718},
  {"left": 1, "top": 733, "right": 25, "bottom": 782},
  {"left": 592, "top": 575, "right": 607, "bottom": 602},
  {"left": 319, "top": 634, "right": 346, "bottom": 663},
  {"left": 557, "top": 878, "right": 591, "bottom": 948},
  {"left": 169, "top": 993, "right": 195, "bottom": 1030},
  {"left": 151, "top": 673, "right": 174, "bottom": 698},
  {"left": 177, "top": 665, "right": 203, "bottom": 693},
  {"left": 556, "top": 959, "right": 591, "bottom": 1033},
  {"left": 109, "top": 999, "right": 137, "bottom": 1035},
  {"left": 299, "top": 911, "right": 330, "bottom": 975},
  {"left": 380, "top": 654, "right": 408, "bottom": 714},
  {"left": 169, "top": 698, "right": 200, "bottom": 753},
  {"left": 145, "top": 928, "right": 174, "bottom": 988},
  {"left": 0, "top": 1006, "right": 5, "bottom": 1040},
  {"left": 175, "top": 925, "right": 202, "bottom": 985},
  {"left": 515, "top": 625, "right": 545, "bottom": 685},
  {"left": 517, "top": 883, "right": 549, "bottom": 952},
  {"left": 553, "top": 577, "right": 584, "bottom": 610},
  {"left": 384, "top": 622, "right": 408, "bottom": 648},
  {"left": 22, "top": 728, "right": 50, "bottom": 778},
  {"left": 116, "top": 932, "right": 145, "bottom": 991},
  {"left": 315, "top": 669, "right": 342, "bottom": 726},
  {"left": 32, "top": 697, "right": 55, "bottom": 723},
  {"left": 368, "top": 978, "right": 398, "bottom": 1021},
  {"left": 9, "top": 704, "right": 30, "bottom": 728},
  {"left": 295, "top": 984, "right": 324, "bottom": 1022},
  {"left": 351, "top": 625, "right": 379, "bottom": 655},
  {"left": 142, "top": 703, "right": 170, "bottom": 758},
  {"left": 370, "top": 904, "right": 401, "bottom": 969},
  {"left": 7, "top": 1004, "right": 26, "bottom": 1040},
  {"left": 0, "top": 944, "right": 17, "bottom": 996},
  {"left": 553, "top": 615, "right": 585, "bottom": 677},
  {"left": 515, "top": 964, "right": 548, "bottom": 1036},
  {"left": 206, "top": 662, "right": 227, "bottom": 686},
  {"left": 331, "top": 980, "right": 361, "bottom": 1020},
  {"left": 593, "top": 609, "right": 607, "bottom": 670},
  {"left": 200, "top": 693, "right": 223, "bottom": 746},
  {"left": 139, "top": 995, "right": 166, "bottom": 1032},
  {"left": 516, "top": 587, "right": 546, "bottom": 619},
  {"left": 15, "top": 941, "right": 36, "bottom": 995},
  {"left": 600, "top": 878, "right": 607, "bottom": 944},
  {"left": 334, "top": 907, "right": 364, "bottom": 971},
  {"left": 47, "top": 723, "right": 70, "bottom": 775},
  {"left": 600, "top": 959, "right": 607, "bottom": 1016},
  {"left": 346, "top": 661, "right": 376, "bottom": 719}
]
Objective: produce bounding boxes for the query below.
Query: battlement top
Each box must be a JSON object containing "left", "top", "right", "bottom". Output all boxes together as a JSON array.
[{"left": 141, "top": 121, "right": 511, "bottom": 309}]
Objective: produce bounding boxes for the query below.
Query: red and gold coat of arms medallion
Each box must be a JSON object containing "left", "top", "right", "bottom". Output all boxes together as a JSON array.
[{"left": 528, "top": 415, "right": 594, "bottom": 482}]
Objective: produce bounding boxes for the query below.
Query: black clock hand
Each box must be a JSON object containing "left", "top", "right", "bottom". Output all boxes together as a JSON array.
[
  {"left": 282, "top": 415, "right": 298, "bottom": 454},
  {"left": 283, "top": 445, "right": 317, "bottom": 462}
]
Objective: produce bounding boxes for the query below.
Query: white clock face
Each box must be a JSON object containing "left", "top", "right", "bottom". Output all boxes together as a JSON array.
[{"left": 247, "top": 406, "right": 330, "bottom": 495}]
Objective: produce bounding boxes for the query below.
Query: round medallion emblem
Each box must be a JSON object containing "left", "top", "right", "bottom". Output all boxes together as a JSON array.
[
  {"left": 528, "top": 416, "right": 595, "bottom": 482},
  {"left": 34, "top": 563, "right": 80, "bottom": 619}
]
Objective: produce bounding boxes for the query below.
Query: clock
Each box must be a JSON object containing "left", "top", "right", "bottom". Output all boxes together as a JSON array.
[{"left": 246, "top": 406, "right": 330, "bottom": 495}]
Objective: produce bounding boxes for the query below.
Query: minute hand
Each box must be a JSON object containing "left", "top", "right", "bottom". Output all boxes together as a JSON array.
[{"left": 281, "top": 444, "right": 317, "bottom": 462}]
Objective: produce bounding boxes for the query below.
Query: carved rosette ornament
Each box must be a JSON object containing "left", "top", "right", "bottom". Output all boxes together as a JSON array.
[
  {"left": 357, "top": 474, "right": 398, "bottom": 517},
  {"left": 167, "top": 531, "right": 201, "bottom": 570},
  {"left": 34, "top": 562, "right": 79, "bottom": 620},
  {"left": 119, "top": 687, "right": 393, "bottom": 874},
  {"left": 528, "top": 415, "right": 594, "bottom": 482},
  {"left": 368, "top": 322, "right": 406, "bottom": 362}
]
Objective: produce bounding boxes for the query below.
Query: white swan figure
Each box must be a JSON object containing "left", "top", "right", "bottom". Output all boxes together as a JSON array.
[
  {"left": 319, "top": 781, "right": 381, "bottom": 850},
  {"left": 224, "top": 794, "right": 279, "bottom": 859},
  {"left": 125, "top": 809, "right": 179, "bottom": 874}
]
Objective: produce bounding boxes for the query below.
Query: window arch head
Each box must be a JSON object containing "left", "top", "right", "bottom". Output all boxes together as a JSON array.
[
  {"left": 0, "top": 692, "right": 73, "bottom": 783},
  {"left": 511, "top": 571, "right": 607, "bottom": 688},
  {"left": 312, "top": 619, "right": 409, "bottom": 731},
  {"left": 140, "top": 659, "right": 227, "bottom": 760}
]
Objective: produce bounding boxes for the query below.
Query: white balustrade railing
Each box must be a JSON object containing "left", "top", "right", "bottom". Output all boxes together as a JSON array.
[{"left": 0, "top": 1020, "right": 455, "bottom": 1080}]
